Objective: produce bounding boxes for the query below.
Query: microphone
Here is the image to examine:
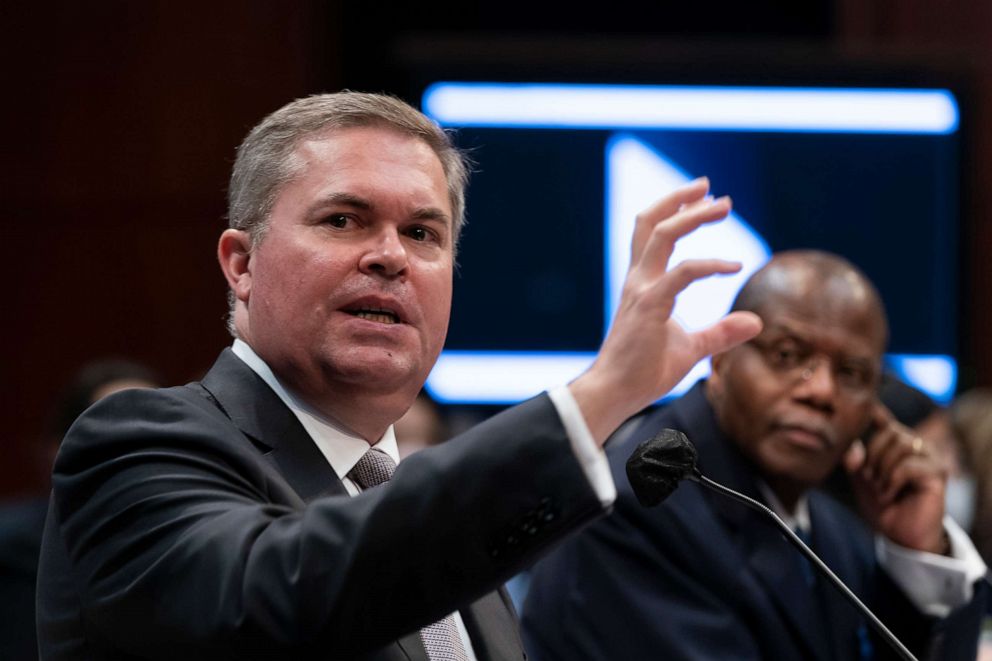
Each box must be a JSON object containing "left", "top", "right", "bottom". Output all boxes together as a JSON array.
[
  {"left": 626, "top": 430, "right": 918, "bottom": 661},
  {"left": 626, "top": 428, "right": 700, "bottom": 506}
]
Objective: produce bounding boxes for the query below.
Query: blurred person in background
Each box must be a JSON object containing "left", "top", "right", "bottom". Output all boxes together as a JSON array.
[
  {"left": 523, "top": 252, "right": 987, "bottom": 661},
  {"left": 394, "top": 390, "right": 448, "bottom": 459},
  {"left": 949, "top": 388, "right": 992, "bottom": 661},
  {"left": 0, "top": 359, "right": 161, "bottom": 661},
  {"left": 950, "top": 388, "right": 992, "bottom": 565}
]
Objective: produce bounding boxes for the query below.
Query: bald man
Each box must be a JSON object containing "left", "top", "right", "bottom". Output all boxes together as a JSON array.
[{"left": 522, "top": 251, "right": 987, "bottom": 661}]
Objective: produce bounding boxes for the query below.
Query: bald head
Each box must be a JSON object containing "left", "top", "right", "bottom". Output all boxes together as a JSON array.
[{"left": 731, "top": 251, "right": 888, "bottom": 353}]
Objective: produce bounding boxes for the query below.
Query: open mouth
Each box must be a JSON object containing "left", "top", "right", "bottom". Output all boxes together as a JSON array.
[{"left": 346, "top": 307, "right": 400, "bottom": 325}]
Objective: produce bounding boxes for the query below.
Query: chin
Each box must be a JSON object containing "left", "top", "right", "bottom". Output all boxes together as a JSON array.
[{"left": 326, "top": 353, "right": 427, "bottom": 393}]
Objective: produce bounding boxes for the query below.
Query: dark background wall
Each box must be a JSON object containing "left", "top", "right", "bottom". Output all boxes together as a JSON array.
[{"left": 3, "top": 0, "right": 991, "bottom": 497}]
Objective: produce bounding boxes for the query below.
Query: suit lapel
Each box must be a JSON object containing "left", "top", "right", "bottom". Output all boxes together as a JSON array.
[
  {"left": 460, "top": 588, "right": 525, "bottom": 661},
  {"left": 199, "top": 349, "right": 347, "bottom": 503}
]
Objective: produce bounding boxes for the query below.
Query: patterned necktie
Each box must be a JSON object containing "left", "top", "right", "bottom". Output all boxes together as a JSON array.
[{"left": 348, "top": 449, "right": 470, "bottom": 661}]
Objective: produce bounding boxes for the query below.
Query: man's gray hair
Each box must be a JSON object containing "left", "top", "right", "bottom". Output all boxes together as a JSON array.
[{"left": 228, "top": 91, "right": 470, "bottom": 246}]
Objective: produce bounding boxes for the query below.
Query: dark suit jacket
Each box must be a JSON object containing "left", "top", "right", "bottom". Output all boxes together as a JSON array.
[
  {"left": 37, "top": 349, "right": 604, "bottom": 660},
  {"left": 522, "top": 383, "right": 985, "bottom": 661}
]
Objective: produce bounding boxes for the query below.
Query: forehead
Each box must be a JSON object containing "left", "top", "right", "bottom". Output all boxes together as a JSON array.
[
  {"left": 288, "top": 126, "right": 450, "bottom": 207},
  {"left": 296, "top": 125, "right": 436, "bottom": 165},
  {"left": 756, "top": 288, "right": 886, "bottom": 359}
]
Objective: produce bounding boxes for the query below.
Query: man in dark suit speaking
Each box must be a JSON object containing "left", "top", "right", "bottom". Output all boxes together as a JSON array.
[
  {"left": 522, "top": 251, "right": 988, "bottom": 660},
  {"left": 35, "top": 92, "right": 761, "bottom": 660}
]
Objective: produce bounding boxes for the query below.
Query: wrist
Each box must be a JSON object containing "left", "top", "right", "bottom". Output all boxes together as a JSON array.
[{"left": 568, "top": 369, "right": 643, "bottom": 446}]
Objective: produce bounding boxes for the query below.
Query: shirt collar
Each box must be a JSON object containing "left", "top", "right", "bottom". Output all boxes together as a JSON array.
[
  {"left": 757, "top": 481, "right": 811, "bottom": 534},
  {"left": 231, "top": 339, "right": 399, "bottom": 480}
]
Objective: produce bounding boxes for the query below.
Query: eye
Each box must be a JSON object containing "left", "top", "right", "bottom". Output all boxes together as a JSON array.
[
  {"left": 766, "top": 341, "right": 805, "bottom": 369},
  {"left": 836, "top": 362, "right": 872, "bottom": 389},
  {"left": 405, "top": 225, "right": 440, "bottom": 244},
  {"left": 323, "top": 213, "right": 351, "bottom": 229}
]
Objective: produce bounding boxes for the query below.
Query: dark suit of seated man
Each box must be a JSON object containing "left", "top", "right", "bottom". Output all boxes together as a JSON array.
[
  {"left": 35, "top": 92, "right": 763, "bottom": 660},
  {"left": 522, "top": 251, "right": 987, "bottom": 661}
]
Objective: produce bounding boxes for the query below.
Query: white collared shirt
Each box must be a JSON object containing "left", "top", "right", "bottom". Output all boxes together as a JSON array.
[
  {"left": 232, "top": 340, "right": 616, "bottom": 505},
  {"left": 233, "top": 340, "right": 399, "bottom": 495}
]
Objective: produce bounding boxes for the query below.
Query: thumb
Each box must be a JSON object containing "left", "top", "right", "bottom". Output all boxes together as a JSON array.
[
  {"left": 843, "top": 439, "right": 866, "bottom": 475},
  {"left": 691, "top": 311, "right": 762, "bottom": 359}
]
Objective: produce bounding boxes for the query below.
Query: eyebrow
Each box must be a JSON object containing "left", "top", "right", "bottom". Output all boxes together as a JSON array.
[
  {"left": 762, "top": 323, "right": 876, "bottom": 364},
  {"left": 315, "top": 192, "right": 373, "bottom": 212},
  {"left": 313, "top": 192, "right": 451, "bottom": 226},
  {"left": 410, "top": 207, "right": 451, "bottom": 225}
]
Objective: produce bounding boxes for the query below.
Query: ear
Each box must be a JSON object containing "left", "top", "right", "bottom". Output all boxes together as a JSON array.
[
  {"left": 706, "top": 351, "right": 728, "bottom": 399},
  {"left": 218, "top": 229, "right": 253, "bottom": 302}
]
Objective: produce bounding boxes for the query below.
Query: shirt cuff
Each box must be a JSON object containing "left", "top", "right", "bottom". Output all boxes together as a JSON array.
[
  {"left": 547, "top": 386, "right": 617, "bottom": 508},
  {"left": 876, "top": 516, "right": 988, "bottom": 617}
]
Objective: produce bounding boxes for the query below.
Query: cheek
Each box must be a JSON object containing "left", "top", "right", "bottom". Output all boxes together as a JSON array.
[
  {"left": 419, "top": 265, "right": 453, "bottom": 338},
  {"left": 836, "top": 403, "right": 874, "bottom": 441},
  {"left": 425, "top": 286, "right": 452, "bottom": 349},
  {"left": 720, "top": 367, "right": 776, "bottom": 427}
]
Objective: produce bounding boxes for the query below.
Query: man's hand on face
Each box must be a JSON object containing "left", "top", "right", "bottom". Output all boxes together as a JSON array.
[
  {"left": 843, "top": 402, "right": 950, "bottom": 554},
  {"left": 569, "top": 177, "right": 763, "bottom": 444}
]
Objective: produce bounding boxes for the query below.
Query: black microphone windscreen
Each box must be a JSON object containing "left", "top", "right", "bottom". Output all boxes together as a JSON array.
[{"left": 626, "top": 429, "right": 698, "bottom": 507}]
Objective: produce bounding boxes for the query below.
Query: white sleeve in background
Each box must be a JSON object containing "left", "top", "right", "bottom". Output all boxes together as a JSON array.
[
  {"left": 547, "top": 386, "right": 617, "bottom": 508},
  {"left": 876, "top": 516, "right": 987, "bottom": 618}
]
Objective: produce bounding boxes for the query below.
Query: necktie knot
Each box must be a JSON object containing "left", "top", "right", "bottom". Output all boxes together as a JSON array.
[{"left": 348, "top": 449, "right": 396, "bottom": 489}]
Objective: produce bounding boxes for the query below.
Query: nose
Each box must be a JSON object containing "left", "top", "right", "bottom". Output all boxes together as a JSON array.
[
  {"left": 358, "top": 228, "right": 408, "bottom": 278},
  {"left": 792, "top": 358, "right": 837, "bottom": 412}
]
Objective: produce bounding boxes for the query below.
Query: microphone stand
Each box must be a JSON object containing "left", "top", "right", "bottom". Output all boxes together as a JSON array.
[{"left": 689, "top": 469, "right": 918, "bottom": 661}]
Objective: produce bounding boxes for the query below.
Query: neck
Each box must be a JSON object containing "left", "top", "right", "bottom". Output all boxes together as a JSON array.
[
  {"left": 301, "top": 387, "right": 406, "bottom": 443},
  {"left": 763, "top": 475, "right": 805, "bottom": 515},
  {"left": 233, "top": 338, "right": 412, "bottom": 443}
]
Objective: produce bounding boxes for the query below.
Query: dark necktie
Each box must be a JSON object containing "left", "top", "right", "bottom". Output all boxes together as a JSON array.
[
  {"left": 793, "top": 526, "right": 816, "bottom": 586},
  {"left": 348, "top": 449, "right": 470, "bottom": 661}
]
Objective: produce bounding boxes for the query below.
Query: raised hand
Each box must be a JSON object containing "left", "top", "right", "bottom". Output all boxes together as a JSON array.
[{"left": 570, "top": 177, "right": 762, "bottom": 443}]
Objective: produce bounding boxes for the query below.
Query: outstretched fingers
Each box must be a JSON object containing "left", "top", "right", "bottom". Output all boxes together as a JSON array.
[
  {"left": 635, "top": 196, "right": 733, "bottom": 277},
  {"left": 632, "top": 258, "right": 744, "bottom": 320},
  {"left": 630, "top": 177, "right": 711, "bottom": 263},
  {"left": 570, "top": 175, "right": 761, "bottom": 444}
]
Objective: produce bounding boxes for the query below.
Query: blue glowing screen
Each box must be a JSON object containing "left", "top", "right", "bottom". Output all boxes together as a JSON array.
[{"left": 422, "top": 84, "right": 960, "bottom": 404}]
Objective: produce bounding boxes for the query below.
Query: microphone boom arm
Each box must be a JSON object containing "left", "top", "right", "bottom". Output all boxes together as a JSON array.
[{"left": 689, "top": 469, "right": 918, "bottom": 661}]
